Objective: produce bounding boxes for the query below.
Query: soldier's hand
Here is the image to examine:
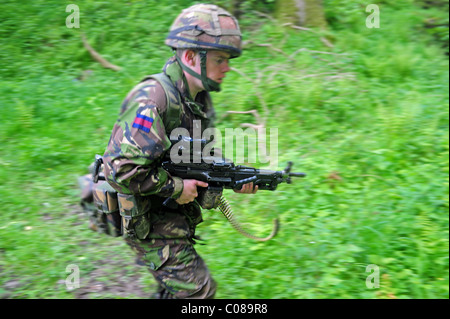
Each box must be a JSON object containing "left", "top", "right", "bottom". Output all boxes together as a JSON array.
[
  {"left": 176, "top": 179, "right": 209, "bottom": 205},
  {"left": 234, "top": 182, "right": 258, "bottom": 194}
]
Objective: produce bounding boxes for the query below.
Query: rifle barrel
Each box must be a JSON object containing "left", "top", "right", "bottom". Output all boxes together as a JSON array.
[{"left": 289, "top": 172, "right": 306, "bottom": 177}]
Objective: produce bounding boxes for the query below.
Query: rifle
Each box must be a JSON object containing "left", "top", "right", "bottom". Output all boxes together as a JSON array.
[{"left": 162, "top": 136, "right": 306, "bottom": 241}]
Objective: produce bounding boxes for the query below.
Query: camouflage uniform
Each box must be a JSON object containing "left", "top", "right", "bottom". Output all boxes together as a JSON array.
[{"left": 102, "top": 4, "right": 242, "bottom": 299}]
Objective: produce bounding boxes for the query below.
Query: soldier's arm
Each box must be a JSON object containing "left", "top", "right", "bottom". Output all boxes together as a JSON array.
[{"left": 103, "top": 82, "right": 183, "bottom": 199}]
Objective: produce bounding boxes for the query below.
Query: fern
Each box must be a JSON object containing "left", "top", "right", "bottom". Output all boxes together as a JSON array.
[{"left": 14, "top": 98, "right": 34, "bottom": 129}]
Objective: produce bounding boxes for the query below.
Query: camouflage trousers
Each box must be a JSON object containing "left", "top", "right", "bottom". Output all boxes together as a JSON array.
[{"left": 125, "top": 238, "right": 217, "bottom": 299}]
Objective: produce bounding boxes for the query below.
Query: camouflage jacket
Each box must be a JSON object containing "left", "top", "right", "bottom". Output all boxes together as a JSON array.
[{"left": 103, "top": 56, "right": 216, "bottom": 239}]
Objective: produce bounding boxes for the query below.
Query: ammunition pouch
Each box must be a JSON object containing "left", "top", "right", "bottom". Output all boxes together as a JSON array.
[
  {"left": 92, "top": 181, "right": 122, "bottom": 237},
  {"left": 197, "top": 186, "right": 223, "bottom": 209},
  {"left": 117, "top": 193, "right": 152, "bottom": 240},
  {"left": 79, "top": 172, "right": 153, "bottom": 240}
]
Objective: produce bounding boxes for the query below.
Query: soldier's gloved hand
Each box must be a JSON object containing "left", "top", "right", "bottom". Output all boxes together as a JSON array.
[
  {"left": 234, "top": 182, "right": 258, "bottom": 194},
  {"left": 176, "top": 179, "right": 209, "bottom": 205}
]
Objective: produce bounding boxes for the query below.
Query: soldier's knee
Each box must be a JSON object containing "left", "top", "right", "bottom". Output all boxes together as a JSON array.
[{"left": 172, "top": 273, "right": 217, "bottom": 299}]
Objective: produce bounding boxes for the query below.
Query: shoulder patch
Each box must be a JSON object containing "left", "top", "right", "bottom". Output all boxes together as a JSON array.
[{"left": 132, "top": 114, "right": 154, "bottom": 133}]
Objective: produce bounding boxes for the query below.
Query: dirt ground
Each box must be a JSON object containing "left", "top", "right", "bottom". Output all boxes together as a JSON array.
[
  {"left": 70, "top": 204, "right": 158, "bottom": 299},
  {"left": 0, "top": 204, "right": 159, "bottom": 299},
  {"left": 72, "top": 258, "right": 156, "bottom": 299}
]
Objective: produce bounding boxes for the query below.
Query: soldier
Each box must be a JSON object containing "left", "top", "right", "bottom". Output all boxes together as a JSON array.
[{"left": 101, "top": 4, "right": 257, "bottom": 299}]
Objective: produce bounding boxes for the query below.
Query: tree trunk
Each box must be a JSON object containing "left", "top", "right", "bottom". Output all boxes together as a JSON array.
[
  {"left": 275, "top": 0, "right": 327, "bottom": 29},
  {"left": 224, "top": 0, "right": 244, "bottom": 20}
]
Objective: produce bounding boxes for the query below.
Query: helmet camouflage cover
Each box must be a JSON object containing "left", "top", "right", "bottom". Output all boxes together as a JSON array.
[{"left": 165, "top": 3, "right": 242, "bottom": 58}]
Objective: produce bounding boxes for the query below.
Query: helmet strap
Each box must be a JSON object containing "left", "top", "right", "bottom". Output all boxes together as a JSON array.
[
  {"left": 199, "top": 50, "right": 221, "bottom": 92},
  {"left": 176, "top": 50, "right": 221, "bottom": 93}
]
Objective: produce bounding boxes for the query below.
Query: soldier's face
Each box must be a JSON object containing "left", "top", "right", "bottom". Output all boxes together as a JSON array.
[
  {"left": 205, "top": 50, "right": 231, "bottom": 84},
  {"left": 183, "top": 49, "right": 231, "bottom": 93}
]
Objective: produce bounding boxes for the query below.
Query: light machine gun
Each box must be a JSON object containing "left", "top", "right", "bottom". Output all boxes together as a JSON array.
[{"left": 162, "top": 137, "right": 306, "bottom": 241}]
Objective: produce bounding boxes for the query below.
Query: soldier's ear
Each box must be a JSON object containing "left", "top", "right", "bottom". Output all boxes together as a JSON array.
[{"left": 184, "top": 49, "right": 197, "bottom": 67}]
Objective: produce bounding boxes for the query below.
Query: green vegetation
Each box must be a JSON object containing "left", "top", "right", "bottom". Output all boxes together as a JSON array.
[{"left": 0, "top": 0, "right": 448, "bottom": 298}]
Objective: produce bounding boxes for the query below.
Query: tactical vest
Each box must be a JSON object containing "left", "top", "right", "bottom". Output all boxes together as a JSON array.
[
  {"left": 80, "top": 72, "right": 184, "bottom": 240},
  {"left": 141, "top": 72, "right": 182, "bottom": 133}
]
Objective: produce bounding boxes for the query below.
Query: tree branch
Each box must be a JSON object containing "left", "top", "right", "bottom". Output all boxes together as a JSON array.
[{"left": 81, "top": 33, "right": 122, "bottom": 71}]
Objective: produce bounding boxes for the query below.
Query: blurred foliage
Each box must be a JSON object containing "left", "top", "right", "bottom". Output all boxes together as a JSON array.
[{"left": 0, "top": 0, "right": 448, "bottom": 298}]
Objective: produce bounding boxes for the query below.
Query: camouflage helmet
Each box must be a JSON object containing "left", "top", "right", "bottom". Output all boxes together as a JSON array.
[{"left": 165, "top": 4, "right": 242, "bottom": 58}]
